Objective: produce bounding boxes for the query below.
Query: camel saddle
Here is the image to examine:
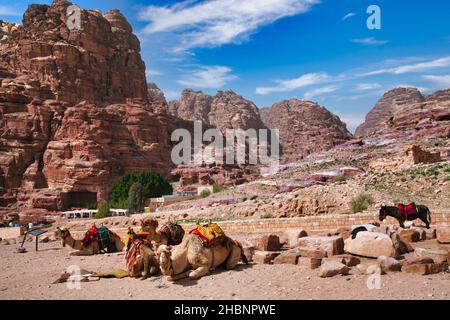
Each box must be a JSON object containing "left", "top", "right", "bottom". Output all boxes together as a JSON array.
[
  {"left": 158, "top": 222, "right": 185, "bottom": 245},
  {"left": 397, "top": 203, "right": 417, "bottom": 216},
  {"left": 82, "top": 225, "right": 116, "bottom": 252},
  {"left": 190, "top": 221, "right": 225, "bottom": 247}
]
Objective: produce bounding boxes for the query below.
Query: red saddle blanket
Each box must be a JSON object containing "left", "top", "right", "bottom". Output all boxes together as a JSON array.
[
  {"left": 397, "top": 203, "right": 417, "bottom": 216},
  {"left": 82, "top": 226, "right": 98, "bottom": 247}
]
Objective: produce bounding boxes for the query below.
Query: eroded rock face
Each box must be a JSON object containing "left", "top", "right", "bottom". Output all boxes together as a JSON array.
[
  {"left": 355, "top": 87, "right": 450, "bottom": 139},
  {"left": 169, "top": 90, "right": 266, "bottom": 133},
  {"left": 209, "top": 91, "right": 267, "bottom": 132},
  {"left": 0, "top": 1, "right": 193, "bottom": 219},
  {"left": 260, "top": 99, "right": 352, "bottom": 163},
  {"left": 169, "top": 89, "right": 212, "bottom": 124},
  {"left": 0, "top": 0, "right": 148, "bottom": 105},
  {"left": 147, "top": 83, "right": 168, "bottom": 114}
]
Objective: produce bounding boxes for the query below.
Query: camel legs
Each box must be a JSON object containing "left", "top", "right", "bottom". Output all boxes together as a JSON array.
[
  {"left": 141, "top": 248, "right": 156, "bottom": 280},
  {"left": 69, "top": 250, "right": 94, "bottom": 256},
  {"left": 189, "top": 265, "right": 209, "bottom": 280},
  {"left": 166, "top": 270, "right": 191, "bottom": 282}
]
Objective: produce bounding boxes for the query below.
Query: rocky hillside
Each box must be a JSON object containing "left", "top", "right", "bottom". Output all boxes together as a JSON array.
[
  {"left": 169, "top": 89, "right": 266, "bottom": 132},
  {"left": 0, "top": 1, "right": 147, "bottom": 105},
  {"left": 356, "top": 87, "right": 450, "bottom": 139},
  {"left": 169, "top": 89, "right": 212, "bottom": 124},
  {"left": 147, "top": 82, "right": 168, "bottom": 114},
  {"left": 0, "top": 0, "right": 193, "bottom": 218},
  {"left": 260, "top": 99, "right": 353, "bottom": 163}
]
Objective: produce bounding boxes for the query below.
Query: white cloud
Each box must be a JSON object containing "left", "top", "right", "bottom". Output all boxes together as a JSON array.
[
  {"left": 356, "top": 83, "right": 382, "bottom": 91},
  {"left": 423, "top": 75, "right": 450, "bottom": 87},
  {"left": 303, "top": 85, "right": 338, "bottom": 100},
  {"left": 177, "top": 65, "right": 237, "bottom": 89},
  {"left": 256, "top": 72, "right": 330, "bottom": 95},
  {"left": 342, "top": 12, "right": 356, "bottom": 21},
  {"left": 351, "top": 37, "right": 389, "bottom": 45},
  {"left": 365, "top": 56, "right": 450, "bottom": 76},
  {"left": 0, "top": 5, "right": 20, "bottom": 16},
  {"left": 146, "top": 69, "right": 163, "bottom": 78},
  {"left": 138, "top": 0, "right": 320, "bottom": 50}
]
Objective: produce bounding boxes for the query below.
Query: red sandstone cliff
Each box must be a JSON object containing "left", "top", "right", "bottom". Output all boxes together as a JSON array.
[
  {"left": 0, "top": 1, "right": 192, "bottom": 219},
  {"left": 260, "top": 99, "right": 353, "bottom": 163},
  {"left": 355, "top": 87, "right": 450, "bottom": 139}
]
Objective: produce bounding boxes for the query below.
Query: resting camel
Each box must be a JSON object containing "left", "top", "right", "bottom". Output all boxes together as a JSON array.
[
  {"left": 125, "top": 228, "right": 160, "bottom": 279},
  {"left": 140, "top": 217, "right": 185, "bottom": 246},
  {"left": 157, "top": 233, "right": 248, "bottom": 281},
  {"left": 55, "top": 227, "right": 125, "bottom": 256},
  {"left": 140, "top": 218, "right": 169, "bottom": 245}
]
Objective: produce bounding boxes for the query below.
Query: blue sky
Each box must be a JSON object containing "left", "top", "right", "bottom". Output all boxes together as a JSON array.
[{"left": 1, "top": 0, "right": 450, "bottom": 132}]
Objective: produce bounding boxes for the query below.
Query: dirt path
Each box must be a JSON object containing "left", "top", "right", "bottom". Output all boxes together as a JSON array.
[{"left": 0, "top": 241, "right": 449, "bottom": 300}]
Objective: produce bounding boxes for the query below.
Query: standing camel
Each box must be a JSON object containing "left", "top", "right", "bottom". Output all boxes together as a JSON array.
[{"left": 55, "top": 227, "right": 125, "bottom": 256}]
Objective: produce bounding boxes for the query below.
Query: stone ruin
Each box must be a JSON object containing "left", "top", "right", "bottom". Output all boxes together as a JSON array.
[{"left": 241, "top": 225, "right": 450, "bottom": 278}]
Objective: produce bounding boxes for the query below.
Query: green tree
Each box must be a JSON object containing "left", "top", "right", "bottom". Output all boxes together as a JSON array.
[
  {"left": 126, "top": 182, "right": 145, "bottom": 214},
  {"left": 110, "top": 172, "right": 172, "bottom": 207}
]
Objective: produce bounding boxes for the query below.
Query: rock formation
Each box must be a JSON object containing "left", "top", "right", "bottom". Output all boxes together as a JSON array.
[
  {"left": 355, "top": 87, "right": 450, "bottom": 139},
  {"left": 0, "top": 1, "right": 193, "bottom": 219},
  {"left": 169, "top": 89, "right": 266, "bottom": 132},
  {"left": 169, "top": 89, "right": 212, "bottom": 124},
  {"left": 209, "top": 91, "right": 266, "bottom": 132},
  {"left": 260, "top": 99, "right": 352, "bottom": 163},
  {"left": 0, "top": 1, "right": 148, "bottom": 105},
  {"left": 147, "top": 83, "right": 168, "bottom": 114}
]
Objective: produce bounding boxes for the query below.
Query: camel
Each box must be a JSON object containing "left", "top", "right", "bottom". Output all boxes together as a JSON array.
[
  {"left": 157, "top": 233, "right": 248, "bottom": 281},
  {"left": 140, "top": 217, "right": 184, "bottom": 246},
  {"left": 140, "top": 218, "right": 169, "bottom": 245},
  {"left": 124, "top": 229, "right": 159, "bottom": 279},
  {"left": 55, "top": 227, "right": 125, "bottom": 256}
]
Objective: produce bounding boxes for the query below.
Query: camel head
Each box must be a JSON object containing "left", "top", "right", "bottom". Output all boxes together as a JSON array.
[
  {"left": 54, "top": 227, "right": 71, "bottom": 240},
  {"left": 141, "top": 217, "right": 158, "bottom": 233},
  {"left": 157, "top": 244, "right": 173, "bottom": 274}
]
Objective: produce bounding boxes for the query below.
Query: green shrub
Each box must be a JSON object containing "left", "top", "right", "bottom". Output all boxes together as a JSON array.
[
  {"left": 212, "top": 183, "right": 224, "bottom": 193},
  {"left": 349, "top": 194, "right": 374, "bottom": 214},
  {"left": 94, "top": 202, "right": 111, "bottom": 219},
  {"left": 200, "top": 189, "right": 211, "bottom": 198},
  {"left": 110, "top": 172, "right": 172, "bottom": 206},
  {"left": 126, "top": 182, "right": 144, "bottom": 214}
]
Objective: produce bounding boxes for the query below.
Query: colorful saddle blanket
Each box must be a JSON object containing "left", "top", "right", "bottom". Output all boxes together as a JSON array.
[
  {"left": 190, "top": 222, "right": 225, "bottom": 247},
  {"left": 82, "top": 226, "right": 116, "bottom": 252},
  {"left": 158, "top": 222, "right": 185, "bottom": 245},
  {"left": 125, "top": 239, "right": 143, "bottom": 276},
  {"left": 397, "top": 203, "right": 417, "bottom": 216}
]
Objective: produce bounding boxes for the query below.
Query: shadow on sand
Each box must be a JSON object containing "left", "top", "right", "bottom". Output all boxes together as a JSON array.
[{"left": 167, "top": 263, "right": 254, "bottom": 287}]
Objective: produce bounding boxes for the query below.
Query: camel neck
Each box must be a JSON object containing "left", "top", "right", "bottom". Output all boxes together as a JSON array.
[{"left": 64, "top": 234, "right": 82, "bottom": 250}]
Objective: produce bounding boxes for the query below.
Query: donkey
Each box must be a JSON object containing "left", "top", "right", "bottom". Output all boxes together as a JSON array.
[{"left": 379, "top": 205, "right": 431, "bottom": 229}]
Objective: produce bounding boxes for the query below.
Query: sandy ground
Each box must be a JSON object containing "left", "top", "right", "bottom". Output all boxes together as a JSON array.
[{"left": 0, "top": 239, "right": 449, "bottom": 300}]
